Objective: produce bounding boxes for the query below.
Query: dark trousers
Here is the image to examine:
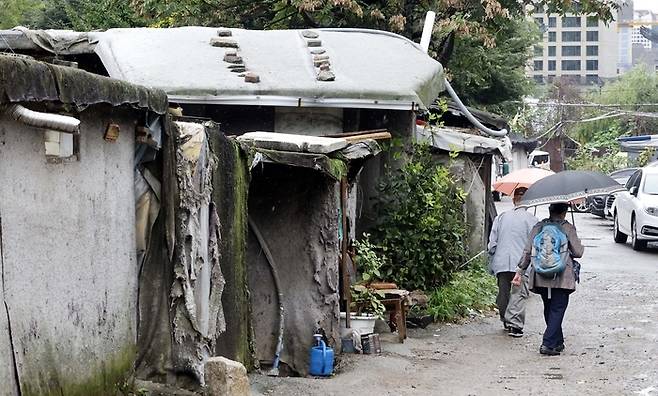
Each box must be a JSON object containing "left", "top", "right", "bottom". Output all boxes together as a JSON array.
[
  {"left": 537, "top": 287, "right": 570, "bottom": 349},
  {"left": 496, "top": 272, "right": 515, "bottom": 323}
]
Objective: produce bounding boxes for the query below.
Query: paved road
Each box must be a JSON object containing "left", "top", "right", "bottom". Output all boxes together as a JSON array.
[{"left": 251, "top": 200, "right": 658, "bottom": 396}]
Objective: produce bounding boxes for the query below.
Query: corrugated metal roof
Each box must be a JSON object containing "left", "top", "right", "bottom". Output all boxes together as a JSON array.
[{"left": 0, "top": 53, "right": 168, "bottom": 114}]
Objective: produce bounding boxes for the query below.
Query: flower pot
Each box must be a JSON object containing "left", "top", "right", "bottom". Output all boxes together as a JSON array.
[{"left": 339, "top": 312, "right": 376, "bottom": 337}]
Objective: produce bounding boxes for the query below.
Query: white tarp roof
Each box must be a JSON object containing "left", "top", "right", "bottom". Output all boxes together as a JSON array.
[
  {"left": 415, "top": 125, "right": 512, "bottom": 160},
  {"left": 85, "top": 27, "right": 444, "bottom": 110}
]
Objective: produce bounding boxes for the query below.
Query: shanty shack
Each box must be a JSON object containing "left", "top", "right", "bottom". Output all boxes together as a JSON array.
[
  {"left": 0, "top": 54, "right": 168, "bottom": 395},
  {"left": 0, "top": 25, "right": 514, "bottom": 386},
  {"left": 64, "top": 26, "right": 446, "bottom": 377}
]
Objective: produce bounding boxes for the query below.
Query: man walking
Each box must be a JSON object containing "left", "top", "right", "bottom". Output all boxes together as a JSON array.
[{"left": 488, "top": 187, "right": 537, "bottom": 337}]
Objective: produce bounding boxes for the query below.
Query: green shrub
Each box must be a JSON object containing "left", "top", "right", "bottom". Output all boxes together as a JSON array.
[
  {"left": 353, "top": 234, "right": 384, "bottom": 283},
  {"left": 425, "top": 261, "right": 497, "bottom": 322},
  {"left": 372, "top": 143, "right": 468, "bottom": 291}
]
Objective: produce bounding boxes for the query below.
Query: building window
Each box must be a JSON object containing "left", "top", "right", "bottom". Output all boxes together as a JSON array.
[
  {"left": 562, "top": 16, "right": 582, "bottom": 28},
  {"left": 586, "top": 16, "right": 598, "bottom": 27},
  {"left": 548, "top": 46, "right": 556, "bottom": 56},
  {"left": 586, "top": 74, "right": 600, "bottom": 84},
  {"left": 44, "top": 131, "right": 78, "bottom": 161},
  {"left": 547, "top": 75, "right": 556, "bottom": 83},
  {"left": 562, "top": 46, "right": 581, "bottom": 56},
  {"left": 548, "top": 32, "right": 557, "bottom": 42},
  {"left": 534, "top": 60, "right": 544, "bottom": 71},
  {"left": 534, "top": 17, "right": 544, "bottom": 26},
  {"left": 586, "top": 45, "right": 599, "bottom": 56},
  {"left": 534, "top": 46, "right": 543, "bottom": 56},
  {"left": 562, "top": 60, "right": 581, "bottom": 71},
  {"left": 548, "top": 60, "right": 556, "bottom": 71},
  {"left": 587, "top": 31, "right": 599, "bottom": 41},
  {"left": 563, "top": 75, "right": 582, "bottom": 84},
  {"left": 586, "top": 60, "right": 599, "bottom": 70},
  {"left": 533, "top": 75, "right": 544, "bottom": 84},
  {"left": 562, "top": 31, "right": 581, "bottom": 42},
  {"left": 548, "top": 17, "right": 557, "bottom": 28}
]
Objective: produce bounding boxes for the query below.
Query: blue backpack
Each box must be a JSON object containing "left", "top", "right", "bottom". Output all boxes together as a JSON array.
[{"left": 531, "top": 223, "right": 569, "bottom": 277}]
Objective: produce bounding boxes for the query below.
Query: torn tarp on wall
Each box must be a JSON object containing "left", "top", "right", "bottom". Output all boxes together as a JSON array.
[
  {"left": 136, "top": 120, "right": 226, "bottom": 388},
  {"left": 170, "top": 121, "right": 226, "bottom": 384}
]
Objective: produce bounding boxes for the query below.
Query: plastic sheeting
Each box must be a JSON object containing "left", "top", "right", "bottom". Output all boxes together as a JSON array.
[
  {"left": 87, "top": 27, "right": 444, "bottom": 110},
  {"left": 416, "top": 125, "right": 512, "bottom": 161}
]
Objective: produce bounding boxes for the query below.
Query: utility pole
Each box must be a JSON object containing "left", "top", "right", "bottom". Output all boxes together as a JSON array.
[{"left": 546, "top": 82, "right": 565, "bottom": 172}]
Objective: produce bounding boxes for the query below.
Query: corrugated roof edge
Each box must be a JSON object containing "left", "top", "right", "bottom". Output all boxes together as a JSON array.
[{"left": 0, "top": 54, "right": 168, "bottom": 114}]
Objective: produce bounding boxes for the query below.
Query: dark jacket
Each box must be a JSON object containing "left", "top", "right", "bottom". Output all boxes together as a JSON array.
[{"left": 517, "top": 219, "right": 584, "bottom": 292}]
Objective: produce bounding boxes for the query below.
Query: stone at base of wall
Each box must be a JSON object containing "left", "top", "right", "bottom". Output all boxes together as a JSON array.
[{"left": 205, "top": 357, "right": 250, "bottom": 396}]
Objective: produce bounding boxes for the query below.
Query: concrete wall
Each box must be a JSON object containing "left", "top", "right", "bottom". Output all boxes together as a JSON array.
[
  {"left": 0, "top": 107, "right": 138, "bottom": 395},
  {"left": 274, "top": 107, "right": 343, "bottom": 136},
  {"left": 247, "top": 164, "right": 340, "bottom": 376},
  {"left": 510, "top": 147, "right": 530, "bottom": 173}
]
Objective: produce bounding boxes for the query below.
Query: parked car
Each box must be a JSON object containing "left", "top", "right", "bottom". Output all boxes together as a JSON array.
[
  {"left": 613, "top": 167, "right": 658, "bottom": 250},
  {"left": 587, "top": 168, "right": 638, "bottom": 218}
]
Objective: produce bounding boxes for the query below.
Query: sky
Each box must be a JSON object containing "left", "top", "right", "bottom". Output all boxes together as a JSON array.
[{"left": 633, "top": 0, "right": 658, "bottom": 12}]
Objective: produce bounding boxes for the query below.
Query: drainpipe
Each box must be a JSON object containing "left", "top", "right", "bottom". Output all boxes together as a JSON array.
[
  {"left": 444, "top": 79, "right": 508, "bottom": 137},
  {"left": 419, "top": 11, "right": 508, "bottom": 138},
  {"left": 4, "top": 104, "right": 80, "bottom": 134},
  {"left": 419, "top": 11, "right": 436, "bottom": 54}
]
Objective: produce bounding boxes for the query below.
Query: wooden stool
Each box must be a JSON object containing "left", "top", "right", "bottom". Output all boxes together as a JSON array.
[{"left": 380, "top": 297, "right": 406, "bottom": 342}]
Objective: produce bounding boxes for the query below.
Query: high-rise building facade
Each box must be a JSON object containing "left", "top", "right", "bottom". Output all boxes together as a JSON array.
[
  {"left": 618, "top": 0, "right": 634, "bottom": 74},
  {"left": 530, "top": 11, "right": 620, "bottom": 85}
]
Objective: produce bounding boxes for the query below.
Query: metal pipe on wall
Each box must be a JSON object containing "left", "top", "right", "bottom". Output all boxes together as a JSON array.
[{"left": 4, "top": 104, "right": 80, "bottom": 134}]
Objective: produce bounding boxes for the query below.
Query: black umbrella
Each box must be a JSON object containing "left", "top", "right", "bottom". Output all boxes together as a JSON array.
[{"left": 519, "top": 170, "right": 625, "bottom": 207}]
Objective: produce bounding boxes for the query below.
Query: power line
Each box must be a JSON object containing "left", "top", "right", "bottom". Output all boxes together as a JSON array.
[{"left": 517, "top": 102, "right": 658, "bottom": 108}]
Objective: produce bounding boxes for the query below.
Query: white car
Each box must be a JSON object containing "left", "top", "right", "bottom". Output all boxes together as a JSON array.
[{"left": 613, "top": 167, "right": 658, "bottom": 250}]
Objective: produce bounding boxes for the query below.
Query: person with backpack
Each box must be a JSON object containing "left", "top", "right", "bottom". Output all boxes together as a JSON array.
[
  {"left": 512, "top": 202, "right": 584, "bottom": 356},
  {"left": 488, "top": 187, "right": 538, "bottom": 337}
]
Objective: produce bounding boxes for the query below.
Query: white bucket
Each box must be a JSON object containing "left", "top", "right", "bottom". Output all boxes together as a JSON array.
[{"left": 339, "top": 312, "right": 376, "bottom": 337}]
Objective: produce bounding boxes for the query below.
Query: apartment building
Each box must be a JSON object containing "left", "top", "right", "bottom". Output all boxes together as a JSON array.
[
  {"left": 530, "top": 12, "right": 619, "bottom": 85},
  {"left": 629, "top": 8, "right": 658, "bottom": 71}
]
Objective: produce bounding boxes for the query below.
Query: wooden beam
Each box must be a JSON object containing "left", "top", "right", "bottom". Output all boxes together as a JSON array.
[{"left": 340, "top": 178, "right": 351, "bottom": 328}]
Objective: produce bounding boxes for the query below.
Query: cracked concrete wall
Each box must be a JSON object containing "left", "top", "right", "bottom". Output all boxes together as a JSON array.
[{"left": 0, "top": 108, "right": 138, "bottom": 395}]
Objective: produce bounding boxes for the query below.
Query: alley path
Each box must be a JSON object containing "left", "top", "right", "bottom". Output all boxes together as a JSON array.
[{"left": 251, "top": 201, "right": 658, "bottom": 396}]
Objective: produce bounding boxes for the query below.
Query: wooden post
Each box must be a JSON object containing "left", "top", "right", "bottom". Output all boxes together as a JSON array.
[{"left": 340, "top": 178, "right": 351, "bottom": 328}]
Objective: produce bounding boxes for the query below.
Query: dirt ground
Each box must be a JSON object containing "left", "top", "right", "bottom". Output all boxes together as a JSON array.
[{"left": 250, "top": 202, "right": 658, "bottom": 396}]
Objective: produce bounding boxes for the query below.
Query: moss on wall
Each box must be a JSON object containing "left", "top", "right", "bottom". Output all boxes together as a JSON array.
[
  {"left": 20, "top": 345, "right": 136, "bottom": 396},
  {"left": 208, "top": 127, "right": 255, "bottom": 370}
]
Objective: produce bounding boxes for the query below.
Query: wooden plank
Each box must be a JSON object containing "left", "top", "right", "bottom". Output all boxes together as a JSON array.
[
  {"left": 340, "top": 178, "right": 351, "bottom": 328},
  {"left": 342, "top": 132, "right": 392, "bottom": 143},
  {"left": 325, "top": 128, "right": 388, "bottom": 138}
]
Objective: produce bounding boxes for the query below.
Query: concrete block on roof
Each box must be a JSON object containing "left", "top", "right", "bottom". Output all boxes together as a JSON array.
[
  {"left": 302, "top": 30, "right": 319, "bottom": 39},
  {"left": 217, "top": 28, "right": 232, "bottom": 37},
  {"left": 244, "top": 72, "right": 260, "bottom": 83},
  {"left": 210, "top": 37, "right": 238, "bottom": 48},
  {"left": 306, "top": 39, "right": 322, "bottom": 47},
  {"left": 224, "top": 53, "right": 243, "bottom": 64},
  {"left": 317, "top": 69, "right": 335, "bottom": 81},
  {"left": 238, "top": 132, "right": 348, "bottom": 154}
]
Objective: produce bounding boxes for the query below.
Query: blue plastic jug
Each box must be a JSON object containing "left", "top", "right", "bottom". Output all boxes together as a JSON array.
[{"left": 309, "top": 334, "right": 334, "bottom": 376}]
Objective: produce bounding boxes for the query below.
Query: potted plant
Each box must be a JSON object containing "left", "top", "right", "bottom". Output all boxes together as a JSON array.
[{"left": 340, "top": 235, "right": 387, "bottom": 335}]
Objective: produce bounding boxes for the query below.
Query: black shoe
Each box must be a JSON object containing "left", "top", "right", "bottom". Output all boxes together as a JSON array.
[
  {"left": 539, "top": 345, "right": 561, "bottom": 356},
  {"left": 555, "top": 343, "right": 565, "bottom": 352},
  {"left": 508, "top": 327, "right": 524, "bottom": 338}
]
